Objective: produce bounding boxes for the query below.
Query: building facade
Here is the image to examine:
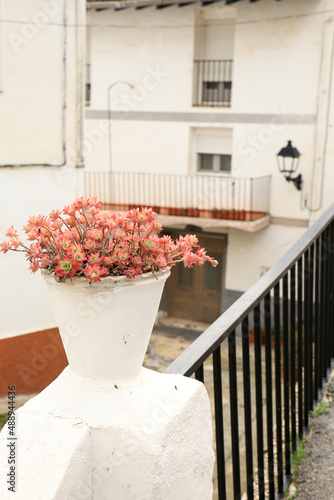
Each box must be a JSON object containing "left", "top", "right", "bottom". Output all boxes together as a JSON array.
[{"left": 85, "top": 0, "right": 334, "bottom": 323}]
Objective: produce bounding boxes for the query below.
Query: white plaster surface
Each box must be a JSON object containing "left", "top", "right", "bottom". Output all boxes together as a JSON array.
[
  {"left": 0, "top": 167, "right": 84, "bottom": 340},
  {"left": 224, "top": 223, "right": 307, "bottom": 290},
  {"left": 0, "top": 0, "right": 86, "bottom": 340},
  {"left": 0, "top": 367, "right": 214, "bottom": 499}
]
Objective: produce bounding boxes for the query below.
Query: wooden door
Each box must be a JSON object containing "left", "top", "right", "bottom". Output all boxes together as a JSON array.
[{"left": 167, "top": 233, "right": 226, "bottom": 324}]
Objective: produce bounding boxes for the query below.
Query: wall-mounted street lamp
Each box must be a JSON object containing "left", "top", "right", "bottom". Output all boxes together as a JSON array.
[{"left": 277, "top": 140, "right": 302, "bottom": 191}]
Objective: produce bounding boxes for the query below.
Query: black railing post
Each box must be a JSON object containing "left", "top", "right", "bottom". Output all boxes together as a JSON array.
[
  {"left": 297, "top": 257, "right": 303, "bottom": 438},
  {"left": 213, "top": 347, "right": 227, "bottom": 500},
  {"left": 195, "top": 364, "right": 204, "bottom": 383},
  {"left": 324, "top": 228, "right": 331, "bottom": 375},
  {"left": 264, "top": 293, "right": 275, "bottom": 499},
  {"left": 274, "top": 283, "right": 283, "bottom": 494},
  {"left": 254, "top": 305, "right": 265, "bottom": 500},
  {"left": 290, "top": 264, "right": 297, "bottom": 453},
  {"left": 304, "top": 249, "right": 311, "bottom": 428},
  {"left": 327, "top": 224, "right": 334, "bottom": 367},
  {"left": 228, "top": 331, "right": 241, "bottom": 499},
  {"left": 309, "top": 243, "right": 315, "bottom": 410},
  {"left": 314, "top": 238, "right": 321, "bottom": 401},
  {"left": 320, "top": 231, "right": 326, "bottom": 382},
  {"left": 242, "top": 317, "right": 254, "bottom": 500},
  {"left": 283, "top": 274, "right": 291, "bottom": 476},
  {"left": 330, "top": 222, "right": 334, "bottom": 361}
]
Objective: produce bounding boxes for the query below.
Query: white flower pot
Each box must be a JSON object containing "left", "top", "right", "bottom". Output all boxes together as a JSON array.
[{"left": 42, "top": 269, "right": 170, "bottom": 380}]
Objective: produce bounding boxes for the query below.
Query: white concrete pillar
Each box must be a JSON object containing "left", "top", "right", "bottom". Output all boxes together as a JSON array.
[{"left": 0, "top": 367, "right": 214, "bottom": 499}]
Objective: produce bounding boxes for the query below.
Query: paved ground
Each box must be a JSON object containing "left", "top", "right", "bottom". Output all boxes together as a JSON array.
[{"left": 294, "top": 372, "right": 334, "bottom": 500}]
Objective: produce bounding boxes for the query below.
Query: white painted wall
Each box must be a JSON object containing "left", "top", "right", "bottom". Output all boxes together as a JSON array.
[
  {"left": 89, "top": 6, "right": 195, "bottom": 112},
  {"left": 224, "top": 224, "right": 306, "bottom": 291},
  {"left": 232, "top": 1, "right": 323, "bottom": 115},
  {"left": 1, "top": 1, "right": 63, "bottom": 165},
  {"left": 1, "top": 0, "right": 85, "bottom": 167},
  {"left": 0, "top": 0, "right": 86, "bottom": 339},
  {"left": 84, "top": 0, "right": 334, "bottom": 297},
  {"left": 0, "top": 167, "right": 84, "bottom": 340}
]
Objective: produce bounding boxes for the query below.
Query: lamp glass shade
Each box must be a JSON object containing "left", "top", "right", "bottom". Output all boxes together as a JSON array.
[{"left": 277, "top": 140, "right": 301, "bottom": 174}]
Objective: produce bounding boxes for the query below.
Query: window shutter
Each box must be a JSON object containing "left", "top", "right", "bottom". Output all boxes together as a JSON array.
[
  {"left": 203, "top": 23, "right": 235, "bottom": 60},
  {"left": 197, "top": 129, "right": 232, "bottom": 155}
]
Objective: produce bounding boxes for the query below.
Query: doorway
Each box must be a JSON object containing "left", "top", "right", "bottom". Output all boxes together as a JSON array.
[{"left": 166, "top": 231, "right": 226, "bottom": 324}]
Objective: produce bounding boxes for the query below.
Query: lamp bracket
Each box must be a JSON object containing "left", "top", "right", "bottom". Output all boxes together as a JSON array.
[{"left": 285, "top": 173, "right": 303, "bottom": 191}]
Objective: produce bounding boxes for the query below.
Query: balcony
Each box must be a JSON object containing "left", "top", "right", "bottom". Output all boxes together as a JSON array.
[
  {"left": 193, "top": 60, "right": 233, "bottom": 107},
  {"left": 84, "top": 172, "right": 271, "bottom": 230}
]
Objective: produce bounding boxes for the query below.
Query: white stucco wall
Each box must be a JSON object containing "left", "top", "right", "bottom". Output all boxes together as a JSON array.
[
  {"left": 0, "top": 0, "right": 85, "bottom": 167},
  {"left": 0, "top": 167, "right": 84, "bottom": 340},
  {"left": 1, "top": 1, "right": 63, "bottom": 165},
  {"left": 0, "top": 0, "right": 86, "bottom": 339},
  {"left": 232, "top": 0, "right": 323, "bottom": 115},
  {"left": 224, "top": 223, "right": 307, "bottom": 291},
  {"left": 89, "top": 6, "right": 195, "bottom": 112}
]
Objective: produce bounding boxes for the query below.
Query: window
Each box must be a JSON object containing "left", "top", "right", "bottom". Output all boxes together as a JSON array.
[
  {"left": 86, "top": 67, "right": 91, "bottom": 106},
  {"left": 86, "top": 26, "right": 91, "bottom": 106},
  {"left": 198, "top": 153, "right": 231, "bottom": 174},
  {"left": 193, "top": 17, "right": 235, "bottom": 106},
  {"left": 202, "top": 81, "right": 232, "bottom": 106},
  {"left": 194, "top": 128, "right": 233, "bottom": 175}
]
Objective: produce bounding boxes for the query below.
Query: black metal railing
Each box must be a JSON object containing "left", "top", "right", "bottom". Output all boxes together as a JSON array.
[
  {"left": 193, "top": 60, "right": 233, "bottom": 106},
  {"left": 164, "top": 204, "right": 334, "bottom": 499},
  {"left": 84, "top": 171, "right": 271, "bottom": 222}
]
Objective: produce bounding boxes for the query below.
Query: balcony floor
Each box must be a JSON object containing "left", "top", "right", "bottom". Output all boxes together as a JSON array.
[{"left": 101, "top": 204, "right": 270, "bottom": 232}]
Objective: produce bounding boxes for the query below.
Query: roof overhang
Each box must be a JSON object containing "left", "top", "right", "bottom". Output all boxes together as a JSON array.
[
  {"left": 87, "top": 0, "right": 195, "bottom": 8},
  {"left": 87, "top": 0, "right": 280, "bottom": 10}
]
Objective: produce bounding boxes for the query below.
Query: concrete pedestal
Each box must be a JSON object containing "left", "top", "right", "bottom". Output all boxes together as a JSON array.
[{"left": 0, "top": 367, "right": 214, "bottom": 500}]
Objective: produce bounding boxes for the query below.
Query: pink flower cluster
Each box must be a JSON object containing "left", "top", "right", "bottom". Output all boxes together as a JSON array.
[{"left": 0, "top": 197, "right": 218, "bottom": 282}]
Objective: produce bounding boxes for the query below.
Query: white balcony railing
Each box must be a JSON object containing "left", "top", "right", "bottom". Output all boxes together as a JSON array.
[{"left": 84, "top": 172, "right": 271, "bottom": 222}]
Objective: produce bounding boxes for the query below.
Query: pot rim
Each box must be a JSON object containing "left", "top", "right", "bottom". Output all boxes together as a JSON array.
[{"left": 41, "top": 267, "right": 171, "bottom": 289}]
